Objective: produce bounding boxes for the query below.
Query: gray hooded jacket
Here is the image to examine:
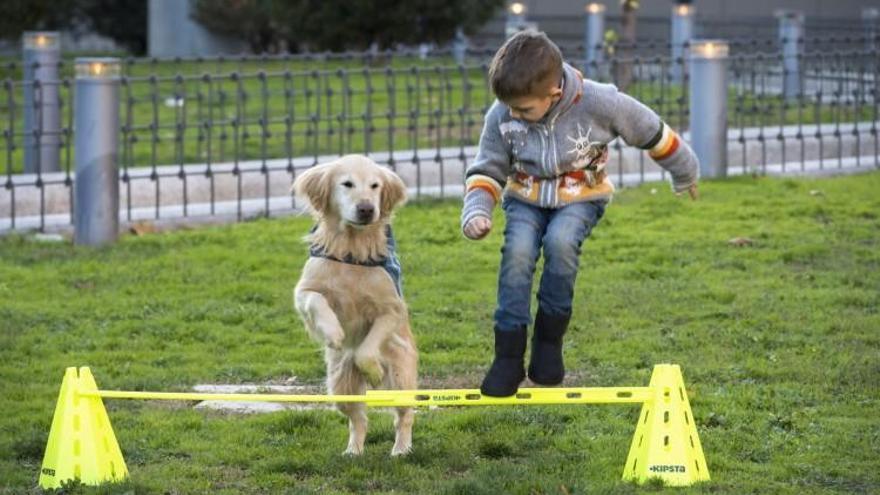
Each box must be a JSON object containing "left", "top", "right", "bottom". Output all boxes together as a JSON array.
[{"left": 461, "top": 62, "right": 698, "bottom": 228}]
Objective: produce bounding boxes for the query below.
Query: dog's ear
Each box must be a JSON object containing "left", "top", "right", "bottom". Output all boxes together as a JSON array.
[
  {"left": 380, "top": 167, "right": 407, "bottom": 217},
  {"left": 292, "top": 162, "right": 335, "bottom": 214}
]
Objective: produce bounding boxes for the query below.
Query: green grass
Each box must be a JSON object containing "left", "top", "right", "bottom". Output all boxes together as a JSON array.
[{"left": 1, "top": 172, "right": 879, "bottom": 494}]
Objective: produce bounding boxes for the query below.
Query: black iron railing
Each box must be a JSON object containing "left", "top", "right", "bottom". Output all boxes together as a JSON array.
[{"left": 1, "top": 35, "right": 877, "bottom": 232}]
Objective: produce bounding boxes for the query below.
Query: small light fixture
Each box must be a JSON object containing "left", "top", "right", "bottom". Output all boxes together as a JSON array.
[
  {"left": 509, "top": 2, "right": 526, "bottom": 15},
  {"left": 23, "top": 32, "right": 59, "bottom": 50},
  {"left": 774, "top": 10, "right": 804, "bottom": 22},
  {"left": 675, "top": 4, "right": 692, "bottom": 16},
  {"left": 690, "top": 40, "right": 729, "bottom": 59},
  {"left": 586, "top": 3, "right": 605, "bottom": 14},
  {"left": 75, "top": 58, "right": 122, "bottom": 79}
]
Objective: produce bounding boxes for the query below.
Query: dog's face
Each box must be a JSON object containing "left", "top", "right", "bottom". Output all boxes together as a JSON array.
[{"left": 293, "top": 155, "right": 407, "bottom": 227}]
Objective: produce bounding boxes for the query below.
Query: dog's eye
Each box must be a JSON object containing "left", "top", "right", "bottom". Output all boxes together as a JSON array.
[
  {"left": 342, "top": 181, "right": 354, "bottom": 188},
  {"left": 370, "top": 183, "right": 379, "bottom": 190}
]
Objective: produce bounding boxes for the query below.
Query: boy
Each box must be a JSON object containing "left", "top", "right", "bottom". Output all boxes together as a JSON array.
[{"left": 462, "top": 30, "right": 699, "bottom": 397}]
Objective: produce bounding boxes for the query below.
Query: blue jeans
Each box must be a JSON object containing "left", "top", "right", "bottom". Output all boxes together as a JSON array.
[{"left": 494, "top": 197, "right": 607, "bottom": 331}]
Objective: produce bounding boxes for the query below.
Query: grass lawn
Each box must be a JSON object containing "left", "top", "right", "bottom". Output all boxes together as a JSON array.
[{"left": 0, "top": 171, "right": 878, "bottom": 494}]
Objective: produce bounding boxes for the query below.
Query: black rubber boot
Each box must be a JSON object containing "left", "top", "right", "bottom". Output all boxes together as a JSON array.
[
  {"left": 480, "top": 326, "right": 527, "bottom": 397},
  {"left": 527, "top": 309, "right": 570, "bottom": 385}
]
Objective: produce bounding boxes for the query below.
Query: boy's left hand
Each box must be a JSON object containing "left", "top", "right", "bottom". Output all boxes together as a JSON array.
[{"left": 677, "top": 183, "right": 699, "bottom": 201}]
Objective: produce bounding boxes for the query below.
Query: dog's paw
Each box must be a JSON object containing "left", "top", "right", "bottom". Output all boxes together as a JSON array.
[
  {"left": 343, "top": 444, "right": 365, "bottom": 456},
  {"left": 355, "top": 354, "right": 385, "bottom": 386},
  {"left": 391, "top": 442, "right": 412, "bottom": 457}
]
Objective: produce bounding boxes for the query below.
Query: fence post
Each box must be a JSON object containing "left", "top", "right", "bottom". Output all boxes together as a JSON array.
[
  {"left": 22, "top": 32, "right": 61, "bottom": 174},
  {"left": 670, "top": 4, "right": 695, "bottom": 84},
  {"left": 688, "top": 40, "right": 728, "bottom": 178},
  {"left": 584, "top": 3, "right": 606, "bottom": 79},
  {"left": 776, "top": 10, "right": 804, "bottom": 101},
  {"left": 74, "top": 58, "right": 121, "bottom": 246}
]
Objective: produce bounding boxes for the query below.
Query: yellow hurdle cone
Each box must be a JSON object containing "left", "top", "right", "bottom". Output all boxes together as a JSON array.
[
  {"left": 622, "top": 364, "right": 710, "bottom": 486},
  {"left": 39, "top": 367, "right": 128, "bottom": 489}
]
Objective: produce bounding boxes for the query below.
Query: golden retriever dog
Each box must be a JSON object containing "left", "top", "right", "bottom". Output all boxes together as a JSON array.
[{"left": 292, "top": 154, "right": 418, "bottom": 456}]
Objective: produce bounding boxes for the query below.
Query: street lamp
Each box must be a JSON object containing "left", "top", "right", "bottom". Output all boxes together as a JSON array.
[
  {"left": 775, "top": 10, "right": 804, "bottom": 101},
  {"left": 670, "top": 3, "right": 694, "bottom": 84},
  {"left": 74, "top": 57, "right": 122, "bottom": 246},
  {"left": 510, "top": 2, "right": 525, "bottom": 16},
  {"left": 864, "top": 7, "right": 879, "bottom": 53},
  {"left": 506, "top": 2, "right": 529, "bottom": 37},
  {"left": 22, "top": 31, "right": 61, "bottom": 174},
  {"left": 584, "top": 3, "right": 606, "bottom": 78},
  {"left": 688, "top": 40, "right": 729, "bottom": 179}
]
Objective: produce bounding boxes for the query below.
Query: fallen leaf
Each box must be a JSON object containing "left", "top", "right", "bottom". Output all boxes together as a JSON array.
[
  {"left": 728, "top": 237, "right": 753, "bottom": 247},
  {"left": 129, "top": 222, "right": 157, "bottom": 236}
]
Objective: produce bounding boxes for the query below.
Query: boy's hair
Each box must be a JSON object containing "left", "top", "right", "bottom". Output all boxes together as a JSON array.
[{"left": 488, "top": 30, "right": 563, "bottom": 101}]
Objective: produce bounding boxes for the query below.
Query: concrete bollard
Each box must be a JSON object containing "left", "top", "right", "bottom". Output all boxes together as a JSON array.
[
  {"left": 74, "top": 58, "right": 121, "bottom": 246},
  {"left": 670, "top": 4, "right": 695, "bottom": 84},
  {"left": 22, "top": 32, "right": 61, "bottom": 174},
  {"left": 688, "top": 40, "right": 728, "bottom": 178},
  {"left": 776, "top": 10, "right": 804, "bottom": 101},
  {"left": 864, "top": 8, "right": 879, "bottom": 54},
  {"left": 452, "top": 28, "right": 468, "bottom": 65},
  {"left": 505, "top": 2, "right": 528, "bottom": 38},
  {"left": 584, "top": 3, "right": 606, "bottom": 79}
]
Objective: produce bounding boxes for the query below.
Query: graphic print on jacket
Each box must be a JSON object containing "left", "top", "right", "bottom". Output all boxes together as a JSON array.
[{"left": 506, "top": 121, "right": 610, "bottom": 202}]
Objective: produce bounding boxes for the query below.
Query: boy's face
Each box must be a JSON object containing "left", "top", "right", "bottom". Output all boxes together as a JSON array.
[{"left": 505, "top": 78, "right": 563, "bottom": 123}]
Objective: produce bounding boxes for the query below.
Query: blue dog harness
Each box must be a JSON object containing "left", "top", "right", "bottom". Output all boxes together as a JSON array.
[{"left": 309, "top": 225, "right": 403, "bottom": 297}]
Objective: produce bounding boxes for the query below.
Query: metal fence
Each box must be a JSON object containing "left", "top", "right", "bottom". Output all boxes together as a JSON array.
[
  {"left": 1, "top": 34, "right": 877, "bottom": 235},
  {"left": 473, "top": 13, "right": 869, "bottom": 52}
]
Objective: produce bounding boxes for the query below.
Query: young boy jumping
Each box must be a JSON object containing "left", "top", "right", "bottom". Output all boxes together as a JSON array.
[{"left": 462, "top": 30, "right": 699, "bottom": 397}]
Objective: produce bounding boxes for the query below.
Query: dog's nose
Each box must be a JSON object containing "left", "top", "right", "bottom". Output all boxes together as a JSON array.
[{"left": 356, "top": 202, "right": 375, "bottom": 222}]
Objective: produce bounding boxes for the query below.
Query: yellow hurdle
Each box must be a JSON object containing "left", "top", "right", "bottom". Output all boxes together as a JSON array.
[
  {"left": 38, "top": 364, "right": 710, "bottom": 489},
  {"left": 39, "top": 368, "right": 128, "bottom": 489}
]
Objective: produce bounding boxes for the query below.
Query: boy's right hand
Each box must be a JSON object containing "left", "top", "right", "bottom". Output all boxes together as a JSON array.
[{"left": 463, "top": 216, "right": 492, "bottom": 240}]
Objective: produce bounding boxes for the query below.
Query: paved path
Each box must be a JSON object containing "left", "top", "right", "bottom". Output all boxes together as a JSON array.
[{"left": 2, "top": 121, "right": 877, "bottom": 232}]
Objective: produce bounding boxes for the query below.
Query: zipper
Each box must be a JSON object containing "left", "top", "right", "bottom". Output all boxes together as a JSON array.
[{"left": 535, "top": 124, "right": 551, "bottom": 204}]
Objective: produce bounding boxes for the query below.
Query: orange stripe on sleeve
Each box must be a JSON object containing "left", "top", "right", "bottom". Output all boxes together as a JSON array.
[
  {"left": 465, "top": 174, "right": 503, "bottom": 202},
  {"left": 470, "top": 183, "right": 501, "bottom": 202},
  {"left": 649, "top": 131, "right": 680, "bottom": 161}
]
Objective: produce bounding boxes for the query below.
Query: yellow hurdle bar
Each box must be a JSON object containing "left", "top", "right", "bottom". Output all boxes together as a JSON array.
[
  {"left": 40, "top": 365, "right": 711, "bottom": 488},
  {"left": 82, "top": 386, "right": 652, "bottom": 407}
]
